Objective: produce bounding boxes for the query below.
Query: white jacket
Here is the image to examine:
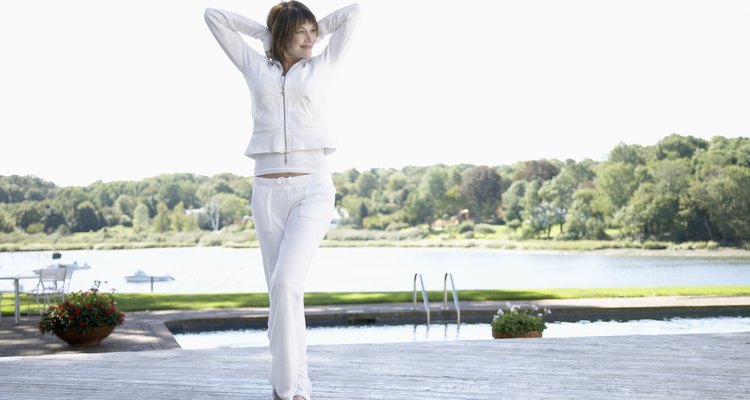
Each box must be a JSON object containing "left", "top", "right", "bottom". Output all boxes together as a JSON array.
[{"left": 204, "top": 4, "right": 359, "bottom": 159}]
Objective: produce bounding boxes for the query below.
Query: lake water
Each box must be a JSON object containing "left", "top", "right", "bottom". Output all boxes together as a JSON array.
[
  {"left": 173, "top": 316, "right": 750, "bottom": 349},
  {"left": 1, "top": 247, "right": 749, "bottom": 293}
]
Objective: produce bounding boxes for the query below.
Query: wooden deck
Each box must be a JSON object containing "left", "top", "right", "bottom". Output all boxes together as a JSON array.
[{"left": 1, "top": 332, "right": 748, "bottom": 399}]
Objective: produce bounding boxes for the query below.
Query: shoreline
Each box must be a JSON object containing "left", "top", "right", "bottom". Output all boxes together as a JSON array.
[
  {"left": 0, "top": 242, "right": 750, "bottom": 258},
  {"left": 2, "top": 240, "right": 749, "bottom": 257}
]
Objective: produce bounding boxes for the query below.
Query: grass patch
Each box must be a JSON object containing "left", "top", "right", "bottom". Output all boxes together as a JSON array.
[{"left": 4, "top": 286, "right": 748, "bottom": 315}]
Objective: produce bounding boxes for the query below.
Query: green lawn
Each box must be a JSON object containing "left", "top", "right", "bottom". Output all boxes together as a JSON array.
[{"left": 3, "top": 286, "right": 748, "bottom": 315}]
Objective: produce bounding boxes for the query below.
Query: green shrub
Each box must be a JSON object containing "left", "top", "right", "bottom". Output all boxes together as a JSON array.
[
  {"left": 26, "top": 223, "right": 45, "bottom": 234},
  {"left": 457, "top": 221, "right": 475, "bottom": 233},
  {"left": 385, "top": 222, "right": 409, "bottom": 231},
  {"left": 642, "top": 241, "right": 668, "bottom": 250},
  {"left": 491, "top": 303, "right": 550, "bottom": 337},
  {"left": 475, "top": 224, "right": 496, "bottom": 234}
]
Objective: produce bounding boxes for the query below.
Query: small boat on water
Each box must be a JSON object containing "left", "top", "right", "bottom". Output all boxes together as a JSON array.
[
  {"left": 33, "top": 262, "right": 91, "bottom": 274},
  {"left": 125, "top": 270, "right": 175, "bottom": 283}
]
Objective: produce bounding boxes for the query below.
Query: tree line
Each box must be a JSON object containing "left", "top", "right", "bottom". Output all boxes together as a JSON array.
[{"left": 1, "top": 134, "right": 749, "bottom": 244}]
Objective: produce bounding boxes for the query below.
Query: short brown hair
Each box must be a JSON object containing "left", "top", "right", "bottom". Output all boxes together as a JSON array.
[{"left": 267, "top": 1, "right": 318, "bottom": 62}]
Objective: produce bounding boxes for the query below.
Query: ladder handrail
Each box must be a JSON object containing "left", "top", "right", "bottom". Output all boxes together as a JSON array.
[
  {"left": 442, "top": 272, "right": 461, "bottom": 325},
  {"left": 412, "top": 273, "right": 430, "bottom": 325}
]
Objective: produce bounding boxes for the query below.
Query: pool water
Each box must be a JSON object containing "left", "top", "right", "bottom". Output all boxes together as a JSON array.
[{"left": 173, "top": 316, "right": 750, "bottom": 349}]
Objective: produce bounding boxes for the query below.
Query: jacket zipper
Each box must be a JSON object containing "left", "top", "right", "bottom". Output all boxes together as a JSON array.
[{"left": 281, "top": 74, "right": 288, "bottom": 165}]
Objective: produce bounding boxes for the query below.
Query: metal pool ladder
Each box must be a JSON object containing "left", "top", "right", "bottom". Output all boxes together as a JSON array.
[
  {"left": 411, "top": 273, "right": 430, "bottom": 325},
  {"left": 442, "top": 273, "right": 461, "bottom": 325}
]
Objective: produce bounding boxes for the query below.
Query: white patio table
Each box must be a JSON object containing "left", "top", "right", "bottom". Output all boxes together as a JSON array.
[{"left": 0, "top": 274, "right": 39, "bottom": 324}]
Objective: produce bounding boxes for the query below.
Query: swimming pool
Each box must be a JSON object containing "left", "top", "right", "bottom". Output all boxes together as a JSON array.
[{"left": 173, "top": 316, "right": 750, "bottom": 349}]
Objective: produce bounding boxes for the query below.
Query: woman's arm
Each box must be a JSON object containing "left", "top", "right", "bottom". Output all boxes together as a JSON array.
[
  {"left": 317, "top": 3, "right": 360, "bottom": 65},
  {"left": 204, "top": 8, "right": 271, "bottom": 71}
]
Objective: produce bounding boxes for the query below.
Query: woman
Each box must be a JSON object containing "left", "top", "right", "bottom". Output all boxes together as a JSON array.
[{"left": 204, "top": 2, "right": 358, "bottom": 399}]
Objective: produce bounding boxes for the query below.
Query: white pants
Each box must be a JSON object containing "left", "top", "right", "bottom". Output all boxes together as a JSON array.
[{"left": 251, "top": 174, "right": 335, "bottom": 400}]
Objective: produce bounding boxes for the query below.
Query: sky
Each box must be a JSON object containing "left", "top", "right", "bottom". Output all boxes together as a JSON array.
[{"left": 1, "top": 0, "right": 749, "bottom": 187}]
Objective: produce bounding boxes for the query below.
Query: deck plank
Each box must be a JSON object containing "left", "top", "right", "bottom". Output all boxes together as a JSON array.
[{"left": 1, "top": 332, "right": 748, "bottom": 399}]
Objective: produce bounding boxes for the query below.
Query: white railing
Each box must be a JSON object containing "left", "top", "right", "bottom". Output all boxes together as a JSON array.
[
  {"left": 411, "top": 273, "right": 430, "bottom": 325},
  {"left": 441, "top": 273, "right": 461, "bottom": 325}
]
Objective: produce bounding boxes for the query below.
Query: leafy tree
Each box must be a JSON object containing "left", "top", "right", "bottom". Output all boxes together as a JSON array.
[
  {"left": 2, "top": 133, "right": 748, "bottom": 242},
  {"left": 114, "top": 194, "right": 137, "bottom": 218},
  {"left": 563, "top": 188, "right": 607, "bottom": 239},
  {"left": 41, "top": 204, "right": 67, "bottom": 232},
  {"left": 596, "top": 162, "right": 644, "bottom": 211},
  {"left": 340, "top": 195, "right": 370, "bottom": 227},
  {"left": 358, "top": 202, "right": 370, "bottom": 226},
  {"left": 13, "top": 202, "right": 44, "bottom": 231},
  {"left": 0, "top": 184, "right": 24, "bottom": 203},
  {"left": 0, "top": 175, "right": 56, "bottom": 203},
  {"left": 0, "top": 208, "right": 15, "bottom": 233},
  {"left": 693, "top": 136, "right": 750, "bottom": 173},
  {"left": 89, "top": 182, "right": 121, "bottom": 208},
  {"left": 418, "top": 168, "right": 450, "bottom": 218},
  {"left": 73, "top": 201, "right": 102, "bottom": 232},
  {"left": 333, "top": 168, "right": 359, "bottom": 199},
  {"left": 650, "top": 158, "right": 692, "bottom": 195},
  {"left": 460, "top": 166, "right": 502, "bottom": 222},
  {"left": 99, "top": 207, "right": 121, "bottom": 228},
  {"left": 513, "top": 159, "right": 561, "bottom": 182},
  {"left": 654, "top": 133, "right": 708, "bottom": 160},
  {"left": 385, "top": 172, "right": 407, "bottom": 192},
  {"left": 228, "top": 179, "right": 252, "bottom": 202},
  {"left": 153, "top": 203, "right": 172, "bottom": 232},
  {"left": 133, "top": 203, "right": 150, "bottom": 232},
  {"left": 537, "top": 161, "right": 591, "bottom": 233},
  {"left": 615, "top": 183, "right": 680, "bottom": 240},
  {"left": 207, "top": 193, "right": 250, "bottom": 230},
  {"left": 196, "top": 178, "right": 232, "bottom": 203},
  {"left": 689, "top": 165, "right": 750, "bottom": 242},
  {"left": 204, "top": 197, "right": 221, "bottom": 232},
  {"left": 171, "top": 202, "right": 195, "bottom": 232},
  {"left": 342, "top": 168, "right": 360, "bottom": 183},
  {"left": 608, "top": 143, "right": 649, "bottom": 165},
  {"left": 53, "top": 187, "right": 90, "bottom": 229},
  {"left": 25, "top": 188, "right": 47, "bottom": 201},
  {"left": 157, "top": 183, "right": 184, "bottom": 209},
  {"left": 521, "top": 180, "right": 555, "bottom": 238},
  {"left": 355, "top": 171, "right": 378, "bottom": 198},
  {"left": 501, "top": 180, "right": 526, "bottom": 224},
  {"left": 403, "top": 191, "right": 435, "bottom": 225}
]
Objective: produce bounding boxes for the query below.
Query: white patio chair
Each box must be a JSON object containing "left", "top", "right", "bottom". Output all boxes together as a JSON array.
[
  {"left": 25, "top": 266, "right": 67, "bottom": 315},
  {"left": 61, "top": 263, "right": 75, "bottom": 295}
]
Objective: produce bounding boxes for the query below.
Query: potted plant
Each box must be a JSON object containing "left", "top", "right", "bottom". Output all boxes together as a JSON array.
[
  {"left": 491, "top": 302, "right": 551, "bottom": 339},
  {"left": 38, "top": 282, "right": 125, "bottom": 346}
]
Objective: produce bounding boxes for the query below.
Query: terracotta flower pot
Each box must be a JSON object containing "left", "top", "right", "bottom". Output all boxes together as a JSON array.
[
  {"left": 54, "top": 326, "right": 115, "bottom": 346},
  {"left": 492, "top": 330, "right": 543, "bottom": 339}
]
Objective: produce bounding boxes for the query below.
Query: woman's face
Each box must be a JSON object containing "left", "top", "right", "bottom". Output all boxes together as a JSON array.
[{"left": 283, "top": 21, "right": 317, "bottom": 63}]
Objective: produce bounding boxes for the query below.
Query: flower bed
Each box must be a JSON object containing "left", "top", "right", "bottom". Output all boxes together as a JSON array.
[
  {"left": 491, "top": 302, "right": 550, "bottom": 338},
  {"left": 38, "top": 283, "right": 125, "bottom": 335}
]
